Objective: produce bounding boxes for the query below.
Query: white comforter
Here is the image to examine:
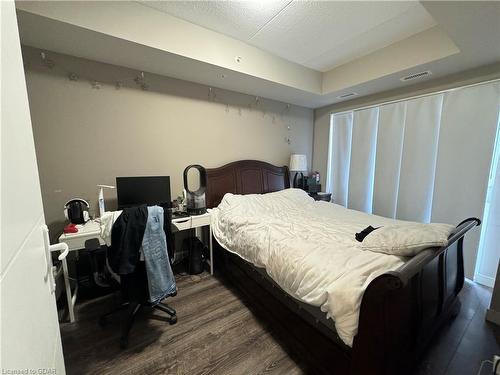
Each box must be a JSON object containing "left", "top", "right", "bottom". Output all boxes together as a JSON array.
[{"left": 211, "top": 188, "right": 408, "bottom": 347}]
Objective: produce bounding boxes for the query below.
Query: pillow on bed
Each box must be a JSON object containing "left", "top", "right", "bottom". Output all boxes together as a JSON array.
[{"left": 361, "top": 223, "right": 455, "bottom": 256}]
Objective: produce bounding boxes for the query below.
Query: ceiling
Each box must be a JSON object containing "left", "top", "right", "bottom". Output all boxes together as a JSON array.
[
  {"left": 140, "top": 1, "right": 437, "bottom": 72},
  {"left": 15, "top": 1, "right": 500, "bottom": 108}
]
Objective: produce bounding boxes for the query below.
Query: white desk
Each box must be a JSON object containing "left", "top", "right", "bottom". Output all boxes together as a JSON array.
[
  {"left": 57, "top": 220, "right": 103, "bottom": 322},
  {"left": 171, "top": 211, "right": 213, "bottom": 276},
  {"left": 57, "top": 212, "right": 213, "bottom": 323}
]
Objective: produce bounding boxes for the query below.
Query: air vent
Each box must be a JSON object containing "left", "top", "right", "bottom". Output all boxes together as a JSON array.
[
  {"left": 337, "top": 92, "right": 358, "bottom": 99},
  {"left": 400, "top": 71, "right": 432, "bottom": 82}
]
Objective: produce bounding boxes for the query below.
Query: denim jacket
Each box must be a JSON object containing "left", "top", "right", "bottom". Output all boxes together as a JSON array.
[{"left": 141, "top": 206, "right": 176, "bottom": 304}]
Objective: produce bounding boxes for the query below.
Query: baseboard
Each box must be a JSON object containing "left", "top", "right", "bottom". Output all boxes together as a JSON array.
[
  {"left": 474, "top": 273, "right": 495, "bottom": 288},
  {"left": 486, "top": 308, "right": 500, "bottom": 326}
]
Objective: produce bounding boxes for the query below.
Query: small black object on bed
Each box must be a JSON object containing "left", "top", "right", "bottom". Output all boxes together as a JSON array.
[{"left": 355, "top": 225, "right": 380, "bottom": 242}]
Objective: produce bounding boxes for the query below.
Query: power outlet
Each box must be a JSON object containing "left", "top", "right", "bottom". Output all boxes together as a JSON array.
[{"left": 494, "top": 355, "right": 500, "bottom": 374}]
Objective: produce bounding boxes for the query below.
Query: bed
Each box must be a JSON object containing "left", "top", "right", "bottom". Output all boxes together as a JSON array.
[{"left": 205, "top": 160, "right": 480, "bottom": 375}]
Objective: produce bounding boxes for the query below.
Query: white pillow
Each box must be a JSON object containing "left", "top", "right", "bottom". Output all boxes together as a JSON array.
[{"left": 361, "top": 223, "right": 455, "bottom": 256}]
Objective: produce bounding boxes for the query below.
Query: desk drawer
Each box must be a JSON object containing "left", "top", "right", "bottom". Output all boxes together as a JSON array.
[
  {"left": 191, "top": 214, "right": 210, "bottom": 228},
  {"left": 60, "top": 236, "right": 104, "bottom": 251},
  {"left": 172, "top": 218, "right": 191, "bottom": 231}
]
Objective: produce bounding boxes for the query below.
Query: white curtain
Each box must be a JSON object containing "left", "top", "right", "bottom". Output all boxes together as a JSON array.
[
  {"left": 348, "top": 108, "right": 379, "bottom": 213},
  {"left": 326, "top": 81, "right": 500, "bottom": 279},
  {"left": 372, "top": 102, "right": 406, "bottom": 218},
  {"left": 431, "top": 82, "right": 500, "bottom": 285},
  {"left": 327, "top": 112, "right": 353, "bottom": 207},
  {"left": 396, "top": 94, "right": 443, "bottom": 222}
]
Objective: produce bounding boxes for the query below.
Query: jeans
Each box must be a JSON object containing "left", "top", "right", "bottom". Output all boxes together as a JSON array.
[{"left": 142, "top": 206, "right": 176, "bottom": 304}]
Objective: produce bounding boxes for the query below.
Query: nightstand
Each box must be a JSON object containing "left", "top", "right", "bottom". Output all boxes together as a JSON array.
[
  {"left": 309, "top": 192, "right": 332, "bottom": 202},
  {"left": 171, "top": 211, "right": 213, "bottom": 275}
]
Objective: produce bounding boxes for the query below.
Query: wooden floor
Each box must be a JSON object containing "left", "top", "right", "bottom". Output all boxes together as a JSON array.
[
  {"left": 60, "top": 272, "right": 499, "bottom": 375},
  {"left": 415, "top": 279, "right": 500, "bottom": 375}
]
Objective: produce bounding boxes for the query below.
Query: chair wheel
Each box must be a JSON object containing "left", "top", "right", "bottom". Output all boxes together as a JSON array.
[
  {"left": 98, "top": 316, "right": 107, "bottom": 327},
  {"left": 169, "top": 315, "right": 177, "bottom": 325},
  {"left": 119, "top": 337, "right": 128, "bottom": 349}
]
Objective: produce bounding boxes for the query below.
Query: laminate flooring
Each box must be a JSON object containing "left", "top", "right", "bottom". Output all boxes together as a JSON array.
[{"left": 60, "top": 273, "right": 499, "bottom": 375}]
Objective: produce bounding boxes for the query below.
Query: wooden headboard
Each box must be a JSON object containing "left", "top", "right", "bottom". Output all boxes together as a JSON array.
[{"left": 206, "top": 160, "right": 290, "bottom": 208}]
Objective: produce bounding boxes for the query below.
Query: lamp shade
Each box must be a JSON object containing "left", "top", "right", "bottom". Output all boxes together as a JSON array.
[{"left": 289, "top": 154, "right": 307, "bottom": 171}]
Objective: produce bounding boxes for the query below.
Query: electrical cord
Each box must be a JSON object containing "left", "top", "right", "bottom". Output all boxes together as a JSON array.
[{"left": 477, "top": 360, "right": 493, "bottom": 375}]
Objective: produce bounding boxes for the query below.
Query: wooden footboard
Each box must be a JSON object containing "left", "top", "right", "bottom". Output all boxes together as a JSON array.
[{"left": 351, "top": 218, "right": 480, "bottom": 375}]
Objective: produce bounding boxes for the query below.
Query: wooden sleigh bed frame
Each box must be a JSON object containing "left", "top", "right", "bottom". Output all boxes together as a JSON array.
[{"left": 205, "top": 160, "right": 480, "bottom": 375}]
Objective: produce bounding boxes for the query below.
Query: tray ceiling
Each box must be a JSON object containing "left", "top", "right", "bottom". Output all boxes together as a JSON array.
[{"left": 140, "top": 1, "right": 436, "bottom": 72}]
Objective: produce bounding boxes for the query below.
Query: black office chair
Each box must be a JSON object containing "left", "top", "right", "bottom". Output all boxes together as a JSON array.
[{"left": 94, "top": 208, "right": 177, "bottom": 349}]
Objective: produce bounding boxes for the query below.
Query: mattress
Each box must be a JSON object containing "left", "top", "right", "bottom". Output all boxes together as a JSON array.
[{"left": 211, "top": 188, "right": 409, "bottom": 347}]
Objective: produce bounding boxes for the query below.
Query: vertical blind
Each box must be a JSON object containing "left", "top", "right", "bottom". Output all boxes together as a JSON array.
[
  {"left": 396, "top": 94, "right": 443, "bottom": 222},
  {"left": 348, "top": 108, "right": 378, "bottom": 213},
  {"left": 327, "top": 111, "right": 353, "bottom": 207},
  {"left": 372, "top": 102, "right": 406, "bottom": 218},
  {"left": 327, "top": 81, "right": 500, "bottom": 278}
]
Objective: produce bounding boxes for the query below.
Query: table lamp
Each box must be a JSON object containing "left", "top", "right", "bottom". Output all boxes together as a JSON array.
[{"left": 289, "top": 154, "right": 307, "bottom": 189}]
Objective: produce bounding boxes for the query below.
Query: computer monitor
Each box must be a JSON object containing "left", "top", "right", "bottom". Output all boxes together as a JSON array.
[{"left": 116, "top": 176, "right": 171, "bottom": 209}]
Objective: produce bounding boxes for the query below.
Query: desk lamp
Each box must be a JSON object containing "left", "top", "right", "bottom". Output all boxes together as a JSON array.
[{"left": 97, "top": 184, "right": 115, "bottom": 217}]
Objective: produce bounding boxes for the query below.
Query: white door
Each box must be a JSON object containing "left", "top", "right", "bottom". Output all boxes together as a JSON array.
[{"left": 1, "top": 1, "right": 66, "bottom": 373}]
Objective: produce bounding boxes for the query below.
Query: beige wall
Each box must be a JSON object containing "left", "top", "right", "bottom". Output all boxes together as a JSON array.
[
  {"left": 312, "top": 62, "right": 500, "bottom": 181},
  {"left": 23, "top": 46, "right": 313, "bottom": 239}
]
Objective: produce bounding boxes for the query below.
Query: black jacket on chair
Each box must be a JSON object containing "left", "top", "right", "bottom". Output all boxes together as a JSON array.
[{"left": 108, "top": 205, "right": 148, "bottom": 275}]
